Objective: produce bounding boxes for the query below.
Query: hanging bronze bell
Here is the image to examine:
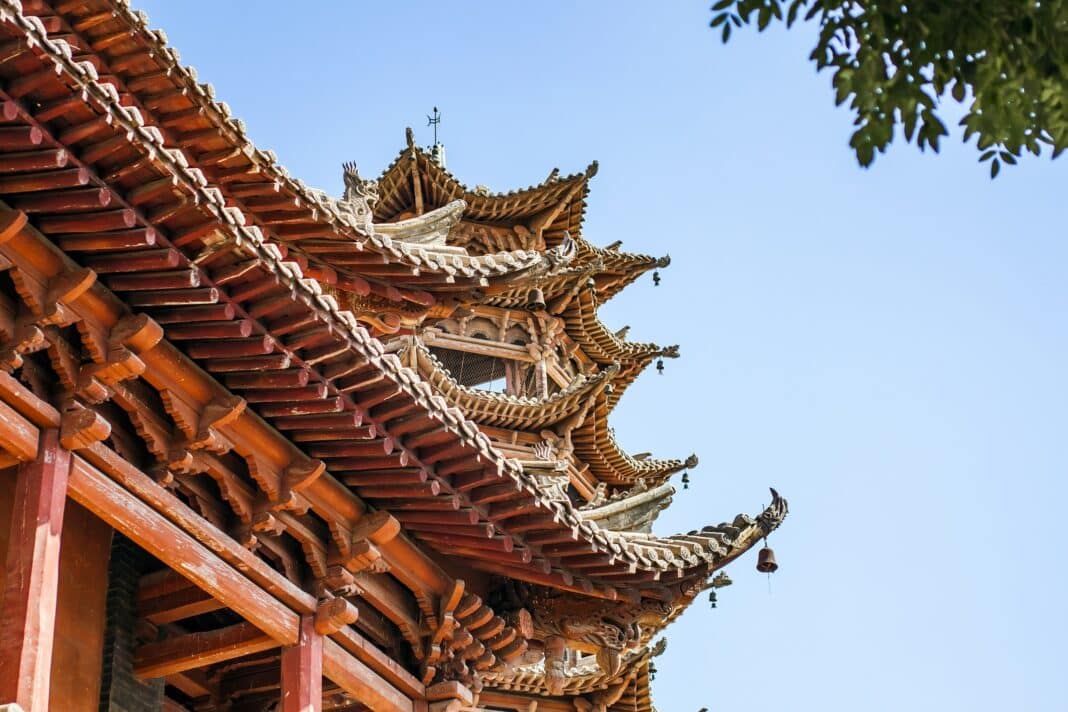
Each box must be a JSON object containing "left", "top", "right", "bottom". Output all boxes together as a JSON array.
[
  {"left": 756, "top": 545, "right": 778, "bottom": 573},
  {"left": 527, "top": 288, "right": 546, "bottom": 311}
]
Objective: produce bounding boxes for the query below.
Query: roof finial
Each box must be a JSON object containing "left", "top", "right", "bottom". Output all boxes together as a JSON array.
[
  {"left": 426, "top": 106, "right": 441, "bottom": 144},
  {"left": 426, "top": 107, "right": 446, "bottom": 169}
]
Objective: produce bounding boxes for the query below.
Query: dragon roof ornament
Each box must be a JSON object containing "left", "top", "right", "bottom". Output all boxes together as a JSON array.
[{"left": 339, "top": 161, "right": 380, "bottom": 236}]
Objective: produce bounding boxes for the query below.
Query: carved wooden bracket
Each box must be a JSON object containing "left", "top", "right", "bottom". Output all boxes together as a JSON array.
[
  {"left": 321, "top": 564, "right": 362, "bottom": 599},
  {"left": 330, "top": 510, "right": 400, "bottom": 575},
  {"left": 426, "top": 680, "right": 473, "bottom": 712},
  {"left": 431, "top": 579, "right": 464, "bottom": 649},
  {"left": 273, "top": 457, "right": 325, "bottom": 514},
  {"left": 76, "top": 314, "right": 158, "bottom": 403},
  {"left": 59, "top": 404, "right": 111, "bottom": 450},
  {"left": 192, "top": 394, "right": 245, "bottom": 452},
  {"left": 543, "top": 636, "right": 567, "bottom": 696},
  {"left": 313, "top": 596, "right": 359, "bottom": 635},
  {"left": 0, "top": 311, "right": 45, "bottom": 371},
  {"left": 41, "top": 266, "right": 96, "bottom": 327}
]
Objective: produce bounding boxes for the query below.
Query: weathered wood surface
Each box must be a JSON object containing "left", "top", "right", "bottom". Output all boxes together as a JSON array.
[
  {"left": 323, "top": 638, "right": 411, "bottom": 712},
  {"left": 0, "top": 429, "right": 70, "bottom": 712},
  {"left": 280, "top": 616, "right": 322, "bottom": 712},
  {"left": 134, "top": 623, "right": 276, "bottom": 679},
  {"left": 138, "top": 570, "right": 223, "bottom": 625},
  {"left": 0, "top": 383, "right": 422, "bottom": 704},
  {"left": 67, "top": 456, "right": 301, "bottom": 646}
]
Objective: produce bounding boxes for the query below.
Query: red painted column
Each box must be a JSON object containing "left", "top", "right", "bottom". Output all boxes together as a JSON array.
[
  {"left": 0, "top": 429, "right": 71, "bottom": 712},
  {"left": 280, "top": 615, "right": 323, "bottom": 712}
]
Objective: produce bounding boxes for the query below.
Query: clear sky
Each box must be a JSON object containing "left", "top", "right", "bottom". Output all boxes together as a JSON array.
[{"left": 135, "top": 2, "right": 1068, "bottom": 710}]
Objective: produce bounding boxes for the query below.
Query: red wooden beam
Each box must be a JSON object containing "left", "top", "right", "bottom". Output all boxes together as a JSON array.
[
  {"left": 134, "top": 622, "right": 276, "bottom": 679},
  {"left": 322, "top": 639, "right": 411, "bottom": 712},
  {"left": 66, "top": 457, "right": 300, "bottom": 645},
  {"left": 280, "top": 615, "right": 322, "bottom": 712},
  {"left": 0, "top": 429, "right": 71, "bottom": 712}
]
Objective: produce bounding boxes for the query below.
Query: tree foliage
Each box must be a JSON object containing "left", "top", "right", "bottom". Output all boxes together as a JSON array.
[{"left": 711, "top": 1, "right": 1068, "bottom": 175}]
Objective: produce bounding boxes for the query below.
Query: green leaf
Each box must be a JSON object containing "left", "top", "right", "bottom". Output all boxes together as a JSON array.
[
  {"left": 708, "top": 0, "right": 1066, "bottom": 174},
  {"left": 786, "top": 1, "right": 801, "bottom": 28},
  {"left": 990, "top": 158, "right": 1000, "bottom": 178},
  {"left": 757, "top": 6, "right": 772, "bottom": 30}
]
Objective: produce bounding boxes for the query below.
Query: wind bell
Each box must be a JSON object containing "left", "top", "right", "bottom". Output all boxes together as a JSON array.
[
  {"left": 656, "top": 357, "right": 664, "bottom": 375},
  {"left": 681, "top": 472, "right": 690, "bottom": 490},
  {"left": 652, "top": 269, "right": 661, "bottom": 286},
  {"left": 756, "top": 537, "right": 778, "bottom": 573}
]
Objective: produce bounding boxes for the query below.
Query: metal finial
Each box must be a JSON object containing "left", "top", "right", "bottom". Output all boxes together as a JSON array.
[{"left": 426, "top": 106, "right": 442, "bottom": 145}]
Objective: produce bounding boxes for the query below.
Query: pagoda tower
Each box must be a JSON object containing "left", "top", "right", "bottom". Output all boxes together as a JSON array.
[{"left": 0, "top": 2, "right": 786, "bottom": 711}]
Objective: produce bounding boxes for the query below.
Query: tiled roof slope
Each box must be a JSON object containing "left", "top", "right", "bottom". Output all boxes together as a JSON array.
[{"left": 0, "top": 0, "right": 786, "bottom": 603}]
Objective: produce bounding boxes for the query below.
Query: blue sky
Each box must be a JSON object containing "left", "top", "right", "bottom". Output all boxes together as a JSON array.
[{"left": 136, "top": 3, "right": 1068, "bottom": 710}]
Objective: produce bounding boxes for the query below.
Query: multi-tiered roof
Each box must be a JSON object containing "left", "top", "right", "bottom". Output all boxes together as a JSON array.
[{"left": 0, "top": 2, "right": 786, "bottom": 710}]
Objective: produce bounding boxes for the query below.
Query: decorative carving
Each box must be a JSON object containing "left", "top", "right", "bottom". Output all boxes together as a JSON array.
[
  {"left": 314, "top": 596, "right": 359, "bottom": 635},
  {"left": 543, "top": 635, "right": 567, "bottom": 696},
  {"left": 585, "top": 481, "right": 608, "bottom": 508},
  {"left": 0, "top": 313, "right": 45, "bottom": 371},
  {"left": 491, "top": 581, "right": 674, "bottom": 676},
  {"left": 659, "top": 344, "right": 680, "bottom": 359},
  {"left": 756, "top": 487, "right": 789, "bottom": 533},
  {"left": 329, "top": 510, "right": 399, "bottom": 574},
  {"left": 75, "top": 314, "right": 158, "bottom": 404},
  {"left": 339, "top": 161, "right": 379, "bottom": 236},
  {"left": 576, "top": 480, "right": 674, "bottom": 532},
  {"left": 545, "top": 232, "right": 576, "bottom": 268},
  {"left": 579, "top": 479, "right": 648, "bottom": 509},
  {"left": 59, "top": 404, "right": 111, "bottom": 450}
]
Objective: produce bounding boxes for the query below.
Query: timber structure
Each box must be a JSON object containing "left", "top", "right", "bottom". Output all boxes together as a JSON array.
[{"left": 0, "top": 2, "right": 786, "bottom": 711}]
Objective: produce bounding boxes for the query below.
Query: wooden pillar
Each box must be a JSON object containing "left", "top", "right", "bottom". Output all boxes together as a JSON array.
[
  {"left": 0, "top": 430, "right": 71, "bottom": 712},
  {"left": 280, "top": 615, "right": 322, "bottom": 712}
]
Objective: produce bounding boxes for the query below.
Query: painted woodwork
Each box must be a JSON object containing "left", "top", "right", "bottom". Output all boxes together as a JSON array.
[
  {"left": 0, "top": 3, "right": 790, "bottom": 710},
  {"left": 0, "top": 429, "right": 70, "bottom": 712}
]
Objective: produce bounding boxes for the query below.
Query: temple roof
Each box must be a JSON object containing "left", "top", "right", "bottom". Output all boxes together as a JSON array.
[
  {"left": 577, "top": 481, "right": 675, "bottom": 533},
  {"left": 0, "top": 6, "right": 789, "bottom": 707},
  {"left": 399, "top": 336, "right": 616, "bottom": 431},
  {"left": 481, "top": 639, "right": 663, "bottom": 703},
  {"left": 0, "top": 6, "right": 785, "bottom": 597},
  {"left": 375, "top": 134, "right": 594, "bottom": 249},
  {"left": 375, "top": 135, "right": 669, "bottom": 307},
  {"left": 564, "top": 288, "right": 678, "bottom": 408},
  {"left": 572, "top": 392, "right": 697, "bottom": 486},
  {"left": 576, "top": 237, "right": 670, "bottom": 302},
  {"left": 9, "top": 0, "right": 578, "bottom": 320},
  {"left": 396, "top": 335, "right": 689, "bottom": 494}
]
